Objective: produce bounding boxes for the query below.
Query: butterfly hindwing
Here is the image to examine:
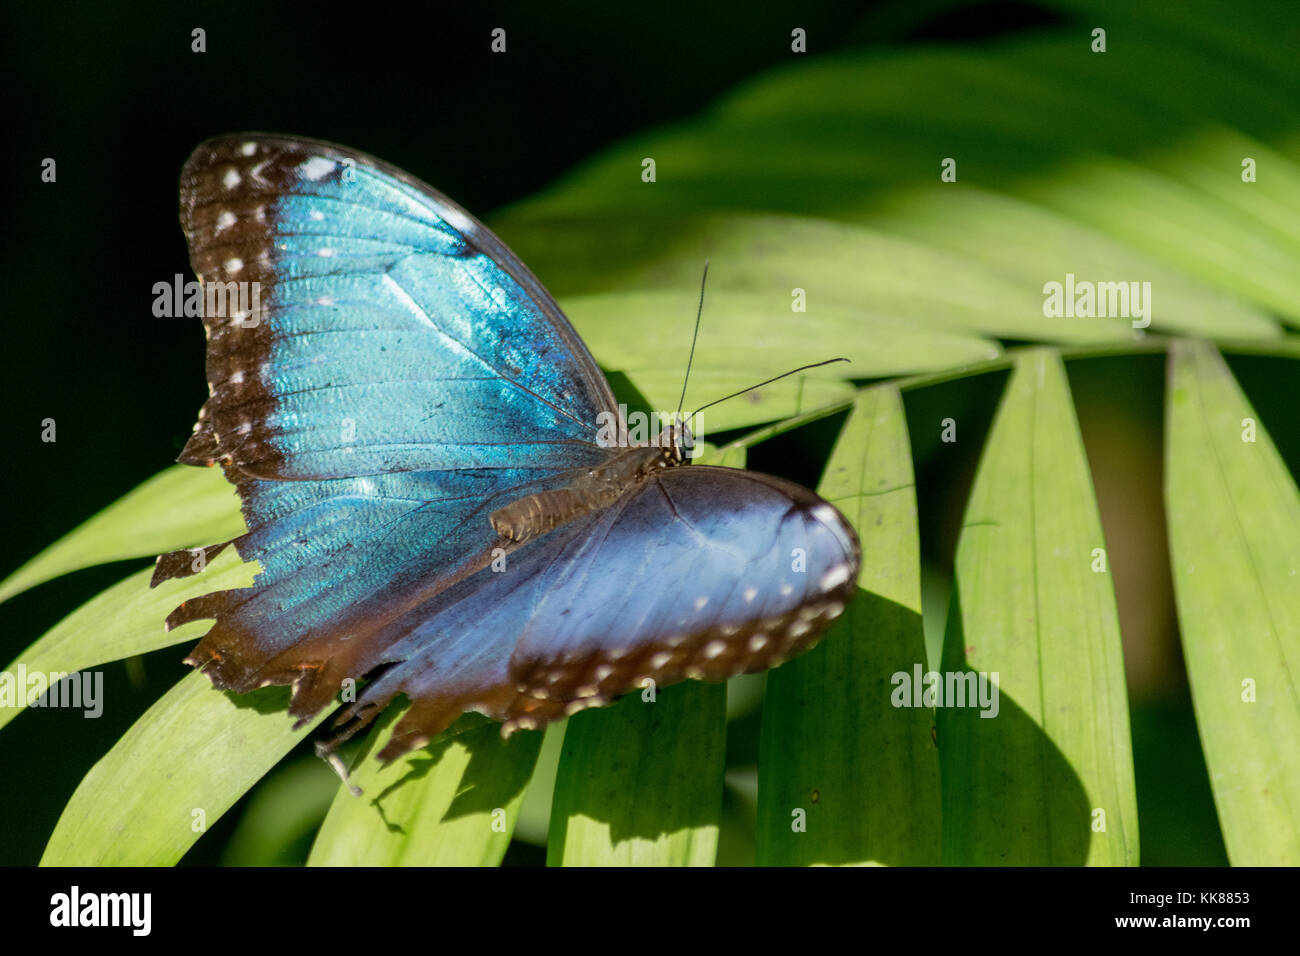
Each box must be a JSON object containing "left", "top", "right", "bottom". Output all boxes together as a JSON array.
[
  {"left": 504, "top": 465, "right": 861, "bottom": 706},
  {"left": 323, "top": 464, "right": 859, "bottom": 759}
]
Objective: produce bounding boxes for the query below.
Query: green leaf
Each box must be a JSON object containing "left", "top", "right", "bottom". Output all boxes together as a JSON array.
[
  {"left": 221, "top": 756, "right": 341, "bottom": 866},
  {"left": 505, "top": 213, "right": 1130, "bottom": 344},
  {"left": 866, "top": 185, "right": 1280, "bottom": 341},
  {"left": 757, "top": 385, "right": 940, "bottom": 865},
  {"left": 513, "top": 721, "right": 568, "bottom": 846},
  {"left": 1164, "top": 340, "right": 1300, "bottom": 864},
  {"left": 940, "top": 349, "right": 1138, "bottom": 865},
  {"left": 1016, "top": 153, "right": 1300, "bottom": 326},
  {"left": 546, "top": 682, "right": 726, "bottom": 866},
  {"left": 619, "top": 367, "right": 856, "bottom": 435},
  {"left": 501, "top": 15, "right": 1300, "bottom": 329},
  {"left": 0, "top": 547, "right": 256, "bottom": 732},
  {"left": 41, "top": 672, "right": 321, "bottom": 866},
  {"left": 307, "top": 713, "right": 543, "bottom": 866},
  {"left": 565, "top": 290, "right": 1001, "bottom": 383},
  {"left": 0, "top": 465, "right": 243, "bottom": 604},
  {"left": 545, "top": 443, "right": 741, "bottom": 866}
]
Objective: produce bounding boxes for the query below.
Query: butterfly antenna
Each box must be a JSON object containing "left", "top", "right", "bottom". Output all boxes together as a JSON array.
[
  {"left": 687, "top": 358, "right": 850, "bottom": 424},
  {"left": 675, "top": 261, "right": 710, "bottom": 426}
]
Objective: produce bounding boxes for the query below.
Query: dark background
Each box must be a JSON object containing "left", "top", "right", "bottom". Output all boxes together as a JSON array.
[{"left": 1, "top": 0, "right": 1240, "bottom": 866}]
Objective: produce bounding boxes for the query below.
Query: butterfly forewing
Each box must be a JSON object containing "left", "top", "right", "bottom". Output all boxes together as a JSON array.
[{"left": 159, "top": 134, "right": 619, "bottom": 715}]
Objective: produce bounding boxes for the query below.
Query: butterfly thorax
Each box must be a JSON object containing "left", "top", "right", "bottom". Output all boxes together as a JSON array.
[{"left": 490, "top": 426, "right": 691, "bottom": 544}]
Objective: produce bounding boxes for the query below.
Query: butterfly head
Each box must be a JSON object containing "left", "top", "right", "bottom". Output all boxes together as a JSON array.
[{"left": 657, "top": 417, "right": 694, "bottom": 464}]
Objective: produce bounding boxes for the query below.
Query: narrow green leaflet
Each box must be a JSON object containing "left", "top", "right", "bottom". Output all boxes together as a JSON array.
[
  {"left": 617, "top": 367, "right": 856, "bottom": 435},
  {"left": 308, "top": 713, "right": 543, "bottom": 866},
  {"left": 499, "top": 13, "right": 1300, "bottom": 329},
  {"left": 547, "top": 682, "right": 726, "bottom": 866},
  {"left": 563, "top": 284, "right": 996, "bottom": 434},
  {"left": 866, "top": 185, "right": 1279, "bottom": 341},
  {"left": 757, "top": 385, "right": 940, "bottom": 865},
  {"left": 513, "top": 721, "right": 568, "bottom": 846},
  {"left": 0, "top": 464, "right": 244, "bottom": 604},
  {"left": 221, "top": 756, "right": 342, "bottom": 865},
  {"left": 0, "top": 548, "right": 256, "bottom": 732},
  {"left": 1016, "top": 155, "right": 1300, "bottom": 327},
  {"left": 41, "top": 671, "right": 321, "bottom": 866},
  {"left": 563, "top": 290, "right": 1001, "bottom": 381},
  {"left": 503, "top": 213, "right": 1128, "bottom": 344},
  {"left": 1164, "top": 340, "right": 1300, "bottom": 864},
  {"left": 546, "top": 445, "right": 742, "bottom": 866},
  {"left": 940, "top": 349, "right": 1137, "bottom": 865}
]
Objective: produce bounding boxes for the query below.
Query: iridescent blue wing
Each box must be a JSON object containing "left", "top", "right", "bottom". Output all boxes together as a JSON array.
[
  {"left": 333, "top": 465, "right": 860, "bottom": 761},
  {"left": 156, "top": 134, "right": 618, "bottom": 719}
]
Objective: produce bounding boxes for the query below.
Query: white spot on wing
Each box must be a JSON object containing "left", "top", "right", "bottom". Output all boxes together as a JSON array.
[
  {"left": 216, "top": 210, "right": 236, "bottom": 232},
  {"left": 812, "top": 504, "right": 838, "bottom": 526},
  {"left": 819, "top": 564, "right": 852, "bottom": 592},
  {"left": 301, "top": 157, "right": 336, "bottom": 181},
  {"left": 222, "top": 167, "right": 240, "bottom": 189}
]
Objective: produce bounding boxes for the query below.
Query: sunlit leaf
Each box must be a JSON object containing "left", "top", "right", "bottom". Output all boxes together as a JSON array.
[
  {"left": 1164, "top": 340, "right": 1300, "bottom": 865},
  {"left": 508, "top": 213, "right": 1132, "bottom": 344},
  {"left": 940, "top": 349, "right": 1138, "bottom": 865},
  {"left": 0, "top": 548, "right": 256, "bottom": 732},
  {"left": 757, "top": 385, "right": 940, "bottom": 865},
  {"left": 308, "top": 713, "right": 542, "bottom": 866},
  {"left": 41, "top": 671, "right": 322, "bottom": 866},
  {"left": 221, "top": 756, "right": 341, "bottom": 866}
]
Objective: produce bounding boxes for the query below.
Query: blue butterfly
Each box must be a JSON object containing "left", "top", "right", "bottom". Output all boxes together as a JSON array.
[{"left": 153, "top": 134, "right": 860, "bottom": 761}]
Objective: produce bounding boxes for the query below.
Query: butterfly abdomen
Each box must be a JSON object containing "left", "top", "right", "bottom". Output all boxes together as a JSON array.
[
  {"left": 490, "top": 444, "right": 680, "bottom": 543},
  {"left": 490, "top": 487, "right": 606, "bottom": 542}
]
